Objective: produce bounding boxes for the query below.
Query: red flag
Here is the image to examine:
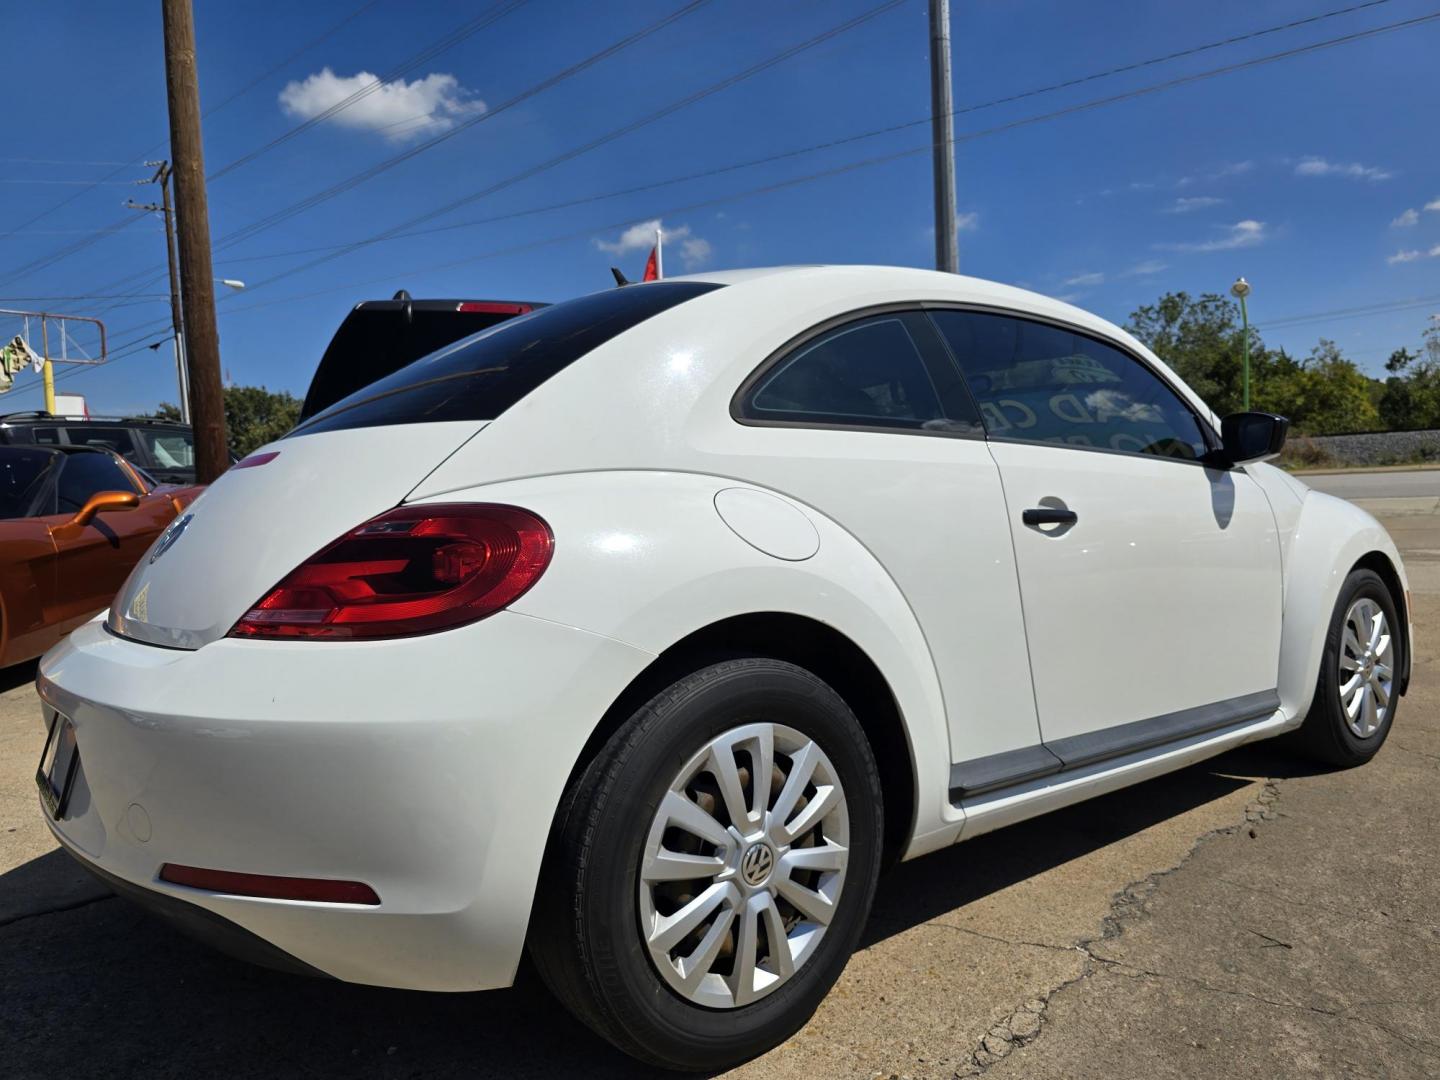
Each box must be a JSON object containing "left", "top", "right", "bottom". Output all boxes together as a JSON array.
[{"left": 642, "top": 244, "right": 659, "bottom": 282}]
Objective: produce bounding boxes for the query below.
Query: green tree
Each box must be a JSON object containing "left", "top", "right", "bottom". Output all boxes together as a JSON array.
[
  {"left": 1125, "top": 292, "right": 1256, "bottom": 416},
  {"left": 1287, "top": 340, "right": 1380, "bottom": 434},
  {"left": 154, "top": 384, "right": 301, "bottom": 459},
  {"left": 1128, "top": 293, "right": 1386, "bottom": 433},
  {"left": 1379, "top": 334, "right": 1440, "bottom": 431}
]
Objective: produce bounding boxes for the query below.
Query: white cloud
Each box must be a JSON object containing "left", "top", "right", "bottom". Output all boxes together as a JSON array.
[
  {"left": 1392, "top": 208, "right": 1420, "bottom": 228},
  {"left": 1427, "top": 197, "right": 1440, "bottom": 212},
  {"left": 1176, "top": 161, "right": 1252, "bottom": 188},
  {"left": 595, "top": 219, "right": 668, "bottom": 256},
  {"left": 1165, "top": 196, "right": 1225, "bottom": 214},
  {"left": 1122, "top": 259, "right": 1168, "bottom": 277},
  {"left": 678, "top": 236, "right": 712, "bottom": 269},
  {"left": 1063, "top": 271, "right": 1105, "bottom": 287},
  {"left": 955, "top": 211, "right": 979, "bottom": 232},
  {"left": 1295, "top": 156, "right": 1392, "bottom": 181},
  {"left": 1161, "top": 219, "right": 1267, "bottom": 253},
  {"left": 278, "top": 68, "right": 484, "bottom": 140},
  {"left": 593, "top": 219, "right": 712, "bottom": 269},
  {"left": 1387, "top": 249, "right": 1424, "bottom": 264}
]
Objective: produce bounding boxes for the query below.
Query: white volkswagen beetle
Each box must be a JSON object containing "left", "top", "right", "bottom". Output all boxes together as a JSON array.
[{"left": 35, "top": 266, "right": 1409, "bottom": 1070}]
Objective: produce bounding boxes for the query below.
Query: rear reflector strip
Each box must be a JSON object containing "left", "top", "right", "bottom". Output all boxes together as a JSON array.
[{"left": 159, "top": 864, "right": 380, "bottom": 905}]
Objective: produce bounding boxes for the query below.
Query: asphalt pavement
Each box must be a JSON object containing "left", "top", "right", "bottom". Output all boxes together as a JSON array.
[
  {"left": 1300, "top": 467, "right": 1440, "bottom": 500},
  {"left": 2, "top": 498, "right": 1437, "bottom": 1079}
]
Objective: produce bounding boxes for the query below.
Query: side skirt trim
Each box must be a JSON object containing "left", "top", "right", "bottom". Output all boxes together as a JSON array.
[{"left": 948, "top": 689, "right": 1281, "bottom": 804}]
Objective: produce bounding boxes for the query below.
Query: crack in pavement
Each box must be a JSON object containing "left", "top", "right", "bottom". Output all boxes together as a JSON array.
[
  {"left": 1389, "top": 741, "right": 1440, "bottom": 765},
  {"left": 930, "top": 923, "right": 1084, "bottom": 956},
  {"left": 0, "top": 891, "right": 114, "bottom": 930},
  {"left": 954, "top": 779, "right": 1286, "bottom": 1076},
  {"left": 1085, "top": 953, "right": 1440, "bottom": 1061},
  {"left": 1212, "top": 875, "right": 1440, "bottom": 939}
]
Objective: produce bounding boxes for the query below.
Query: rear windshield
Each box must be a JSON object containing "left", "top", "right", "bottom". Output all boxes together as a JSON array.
[
  {"left": 292, "top": 282, "right": 723, "bottom": 437},
  {"left": 300, "top": 306, "right": 530, "bottom": 421}
]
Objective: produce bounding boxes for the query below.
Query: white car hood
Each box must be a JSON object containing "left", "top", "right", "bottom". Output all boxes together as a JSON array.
[{"left": 108, "top": 421, "right": 485, "bottom": 650}]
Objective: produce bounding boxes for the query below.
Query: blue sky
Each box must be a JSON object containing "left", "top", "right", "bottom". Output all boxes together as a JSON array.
[{"left": 2, "top": 0, "right": 1438, "bottom": 414}]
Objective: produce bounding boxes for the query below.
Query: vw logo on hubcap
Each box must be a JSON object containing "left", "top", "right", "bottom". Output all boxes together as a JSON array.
[{"left": 740, "top": 842, "right": 775, "bottom": 887}]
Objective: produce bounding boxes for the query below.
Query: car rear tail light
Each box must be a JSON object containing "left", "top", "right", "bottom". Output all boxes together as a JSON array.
[
  {"left": 160, "top": 864, "right": 380, "bottom": 905},
  {"left": 229, "top": 503, "right": 552, "bottom": 640}
]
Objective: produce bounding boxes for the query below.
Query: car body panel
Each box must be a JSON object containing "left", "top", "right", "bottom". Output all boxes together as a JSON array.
[
  {"left": 409, "top": 469, "right": 962, "bottom": 851},
  {"left": 985, "top": 439, "right": 1283, "bottom": 747},
  {"left": 40, "top": 611, "right": 653, "bottom": 990},
  {"left": 1274, "top": 489, "right": 1411, "bottom": 723}
]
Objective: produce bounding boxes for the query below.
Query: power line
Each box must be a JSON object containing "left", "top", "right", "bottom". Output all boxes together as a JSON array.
[
  {"left": 211, "top": 0, "right": 715, "bottom": 250},
  {"left": 73, "top": 0, "right": 715, "bottom": 307},
  {"left": 50, "top": 3, "right": 1440, "bottom": 367},
  {"left": 220, "top": 4, "right": 1440, "bottom": 280},
  {"left": 184, "top": 0, "right": 1422, "bottom": 275},
  {"left": 27, "top": 4, "right": 1440, "bottom": 396},
  {"left": 0, "top": 0, "right": 386, "bottom": 284},
  {"left": 239, "top": 0, "right": 908, "bottom": 293},
  {"left": 61, "top": 0, "right": 1401, "bottom": 310},
  {"left": 207, "top": 0, "right": 530, "bottom": 181}
]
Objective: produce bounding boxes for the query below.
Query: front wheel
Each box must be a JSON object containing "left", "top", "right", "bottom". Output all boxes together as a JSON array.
[
  {"left": 1295, "top": 568, "right": 1403, "bottom": 767},
  {"left": 529, "top": 658, "right": 883, "bottom": 1072}
]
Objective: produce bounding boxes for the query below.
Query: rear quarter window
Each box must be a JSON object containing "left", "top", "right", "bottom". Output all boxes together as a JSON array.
[{"left": 293, "top": 282, "right": 723, "bottom": 437}]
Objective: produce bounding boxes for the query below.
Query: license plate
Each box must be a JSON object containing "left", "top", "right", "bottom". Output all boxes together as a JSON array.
[{"left": 36, "top": 711, "right": 79, "bottom": 820}]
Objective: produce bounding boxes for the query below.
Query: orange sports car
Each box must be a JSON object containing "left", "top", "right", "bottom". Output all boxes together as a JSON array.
[{"left": 0, "top": 443, "right": 202, "bottom": 667}]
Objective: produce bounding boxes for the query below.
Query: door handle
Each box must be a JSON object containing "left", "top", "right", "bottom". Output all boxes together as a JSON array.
[{"left": 1022, "top": 507, "right": 1078, "bottom": 527}]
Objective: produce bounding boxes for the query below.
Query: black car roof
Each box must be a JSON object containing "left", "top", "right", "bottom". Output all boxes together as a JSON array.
[{"left": 0, "top": 411, "right": 188, "bottom": 429}]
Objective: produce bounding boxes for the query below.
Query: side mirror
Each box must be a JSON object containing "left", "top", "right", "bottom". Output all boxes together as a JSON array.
[
  {"left": 51, "top": 490, "right": 141, "bottom": 539},
  {"left": 1217, "top": 411, "right": 1289, "bottom": 466}
]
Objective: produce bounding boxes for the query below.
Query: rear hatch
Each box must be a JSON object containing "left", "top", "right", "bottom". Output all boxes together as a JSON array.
[
  {"left": 111, "top": 281, "right": 725, "bottom": 650},
  {"left": 108, "top": 421, "right": 484, "bottom": 650}
]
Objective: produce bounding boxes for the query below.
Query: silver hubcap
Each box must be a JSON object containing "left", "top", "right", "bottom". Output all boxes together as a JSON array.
[
  {"left": 638, "top": 722, "right": 849, "bottom": 1009},
  {"left": 1339, "top": 597, "right": 1394, "bottom": 738}
]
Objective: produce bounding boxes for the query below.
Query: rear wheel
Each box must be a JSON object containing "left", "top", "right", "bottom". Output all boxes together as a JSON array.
[
  {"left": 1295, "top": 568, "right": 1402, "bottom": 767},
  {"left": 530, "top": 657, "right": 883, "bottom": 1071}
]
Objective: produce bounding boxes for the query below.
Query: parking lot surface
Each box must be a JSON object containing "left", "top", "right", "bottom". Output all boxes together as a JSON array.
[{"left": 2, "top": 504, "right": 1437, "bottom": 1079}]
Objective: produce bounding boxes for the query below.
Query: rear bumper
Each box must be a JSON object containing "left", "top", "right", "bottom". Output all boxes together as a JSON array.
[
  {"left": 37, "top": 612, "right": 653, "bottom": 991},
  {"left": 56, "top": 835, "right": 330, "bottom": 979}
]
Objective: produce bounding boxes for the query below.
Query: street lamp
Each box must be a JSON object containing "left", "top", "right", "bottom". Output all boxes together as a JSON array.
[
  {"left": 1231, "top": 276, "right": 1252, "bottom": 410},
  {"left": 218, "top": 279, "right": 245, "bottom": 291}
]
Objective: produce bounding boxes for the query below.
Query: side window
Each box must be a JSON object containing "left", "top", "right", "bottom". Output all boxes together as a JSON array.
[
  {"left": 55, "top": 453, "right": 137, "bottom": 513},
  {"left": 741, "top": 312, "right": 981, "bottom": 433},
  {"left": 62, "top": 425, "right": 140, "bottom": 461},
  {"left": 930, "top": 310, "right": 1211, "bottom": 461}
]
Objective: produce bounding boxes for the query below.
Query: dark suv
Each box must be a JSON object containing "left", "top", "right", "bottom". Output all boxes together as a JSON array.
[
  {"left": 300, "top": 293, "right": 543, "bottom": 421},
  {"left": 0, "top": 412, "right": 200, "bottom": 486}
]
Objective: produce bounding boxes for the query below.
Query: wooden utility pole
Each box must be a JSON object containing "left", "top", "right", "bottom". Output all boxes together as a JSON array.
[{"left": 161, "top": 0, "right": 228, "bottom": 482}]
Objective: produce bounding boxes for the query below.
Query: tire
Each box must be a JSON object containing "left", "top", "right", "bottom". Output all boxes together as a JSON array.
[
  {"left": 529, "top": 657, "right": 884, "bottom": 1072},
  {"left": 1295, "top": 568, "right": 1403, "bottom": 767}
]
